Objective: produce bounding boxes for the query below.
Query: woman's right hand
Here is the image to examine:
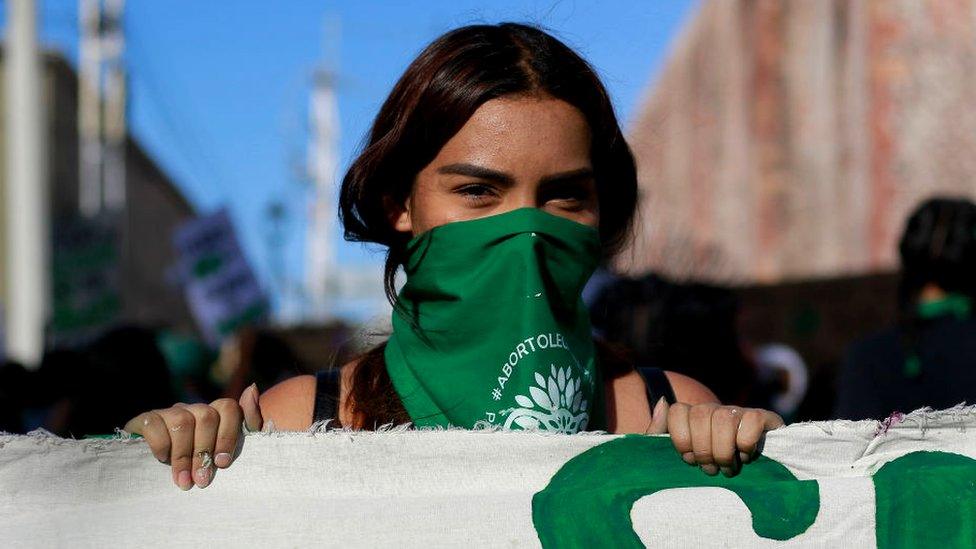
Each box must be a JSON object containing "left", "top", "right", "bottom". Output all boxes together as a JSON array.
[{"left": 123, "top": 383, "right": 264, "bottom": 490}]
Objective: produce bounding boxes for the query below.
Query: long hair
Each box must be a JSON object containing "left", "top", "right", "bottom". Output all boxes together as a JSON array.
[{"left": 336, "top": 23, "right": 639, "bottom": 427}]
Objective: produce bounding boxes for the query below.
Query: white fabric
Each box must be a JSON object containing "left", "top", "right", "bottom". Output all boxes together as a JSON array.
[{"left": 1, "top": 408, "right": 975, "bottom": 548}]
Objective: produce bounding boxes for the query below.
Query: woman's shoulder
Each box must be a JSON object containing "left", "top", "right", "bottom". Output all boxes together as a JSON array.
[
  {"left": 257, "top": 359, "right": 362, "bottom": 430},
  {"left": 605, "top": 367, "right": 719, "bottom": 433},
  {"left": 257, "top": 374, "right": 316, "bottom": 431},
  {"left": 606, "top": 365, "right": 719, "bottom": 407},
  {"left": 663, "top": 370, "right": 719, "bottom": 405}
]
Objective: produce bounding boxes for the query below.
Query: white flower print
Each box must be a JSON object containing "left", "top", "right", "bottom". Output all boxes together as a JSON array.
[{"left": 503, "top": 365, "right": 589, "bottom": 433}]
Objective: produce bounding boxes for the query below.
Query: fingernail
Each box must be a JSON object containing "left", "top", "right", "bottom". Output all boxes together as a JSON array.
[
  {"left": 195, "top": 467, "right": 212, "bottom": 488},
  {"left": 249, "top": 383, "right": 259, "bottom": 407},
  {"left": 155, "top": 453, "right": 170, "bottom": 465},
  {"left": 681, "top": 452, "right": 696, "bottom": 465},
  {"left": 214, "top": 453, "right": 232, "bottom": 468},
  {"left": 177, "top": 470, "right": 192, "bottom": 491},
  {"left": 653, "top": 397, "right": 667, "bottom": 417},
  {"left": 700, "top": 464, "right": 719, "bottom": 476},
  {"left": 738, "top": 451, "right": 750, "bottom": 465},
  {"left": 720, "top": 466, "right": 735, "bottom": 478}
]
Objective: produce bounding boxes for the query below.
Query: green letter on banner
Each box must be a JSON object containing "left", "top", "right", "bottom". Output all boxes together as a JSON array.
[
  {"left": 873, "top": 451, "right": 976, "bottom": 548},
  {"left": 532, "top": 435, "right": 819, "bottom": 548}
]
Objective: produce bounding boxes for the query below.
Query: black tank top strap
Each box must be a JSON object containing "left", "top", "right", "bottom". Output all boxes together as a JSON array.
[
  {"left": 312, "top": 369, "right": 341, "bottom": 427},
  {"left": 636, "top": 367, "right": 676, "bottom": 408}
]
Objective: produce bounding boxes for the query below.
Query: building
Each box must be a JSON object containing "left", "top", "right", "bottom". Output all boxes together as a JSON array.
[
  {"left": 625, "top": 0, "right": 976, "bottom": 284},
  {"left": 0, "top": 51, "right": 196, "bottom": 351}
]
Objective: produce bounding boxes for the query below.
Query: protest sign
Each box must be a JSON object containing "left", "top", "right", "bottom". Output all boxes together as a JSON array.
[
  {"left": 173, "top": 209, "right": 268, "bottom": 346},
  {"left": 49, "top": 217, "right": 122, "bottom": 345}
]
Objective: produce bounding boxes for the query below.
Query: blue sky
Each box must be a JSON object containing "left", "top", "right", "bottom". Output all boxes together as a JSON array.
[{"left": 10, "top": 0, "right": 697, "bottom": 319}]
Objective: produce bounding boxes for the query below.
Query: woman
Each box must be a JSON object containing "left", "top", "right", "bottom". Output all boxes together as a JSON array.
[{"left": 125, "top": 23, "right": 783, "bottom": 491}]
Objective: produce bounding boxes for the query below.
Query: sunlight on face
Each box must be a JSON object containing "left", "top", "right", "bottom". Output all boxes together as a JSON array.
[{"left": 392, "top": 95, "right": 599, "bottom": 236}]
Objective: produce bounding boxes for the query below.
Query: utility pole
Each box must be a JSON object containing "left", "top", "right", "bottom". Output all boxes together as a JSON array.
[
  {"left": 3, "top": 0, "right": 49, "bottom": 365},
  {"left": 305, "top": 16, "right": 341, "bottom": 323},
  {"left": 78, "top": 0, "right": 126, "bottom": 218},
  {"left": 101, "top": 0, "right": 127, "bottom": 211},
  {"left": 78, "top": 0, "right": 101, "bottom": 217}
]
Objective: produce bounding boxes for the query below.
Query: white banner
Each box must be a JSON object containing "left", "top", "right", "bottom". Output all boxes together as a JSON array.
[{"left": 2, "top": 408, "right": 975, "bottom": 548}]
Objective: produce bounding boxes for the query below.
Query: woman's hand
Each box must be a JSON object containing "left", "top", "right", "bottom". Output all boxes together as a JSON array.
[
  {"left": 122, "top": 383, "right": 264, "bottom": 490},
  {"left": 646, "top": 400, "right": 784, "bottom": 477}
]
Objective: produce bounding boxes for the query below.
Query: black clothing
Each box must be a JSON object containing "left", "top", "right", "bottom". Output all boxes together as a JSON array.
[
  {"left": 311, "top": 366, "right": 676, "bottom": 427},
  {"left": 636, "top": 366, "right": 677, "bottom": 410},
  {"left": 312, "top": 368, "right": 341, "bottom": 427},
  {"left": 834, "top": 316, "right": 976, "bottom": 420}
]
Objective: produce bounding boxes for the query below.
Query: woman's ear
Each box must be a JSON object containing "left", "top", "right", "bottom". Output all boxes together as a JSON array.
[{"left": 384, "top": 195, "right": 413, "bottom": 234}]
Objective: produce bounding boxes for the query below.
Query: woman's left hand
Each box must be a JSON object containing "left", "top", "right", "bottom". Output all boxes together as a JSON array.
[{"left": 646, "top": 401, "right": 784, "bottom": 477}]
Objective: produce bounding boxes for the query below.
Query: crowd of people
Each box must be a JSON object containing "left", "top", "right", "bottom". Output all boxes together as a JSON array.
[{"left": 0, "top": 327, "right": 305, "bottom": 438}]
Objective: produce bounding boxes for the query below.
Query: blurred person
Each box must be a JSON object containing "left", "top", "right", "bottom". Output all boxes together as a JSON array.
[
  {"left": 580, "top": 265, "right": 619, "bottom": 330},
  {"left": 72, "top": 326, "right": 179, "bottom": 437},
  {"left": 0, "top": 361, "right": 33, "bottom": 433},
  {"left": 156, "top": 329, "right": 221, "bottom": 404},
  {"left": 126, "top": 23, "right": 783, "bottom": 491},
  {"left": 39, "top": 326, "right": 178, "bottom": 438},
  {"left": 835, "top": 197, "right": 976, "bottom": 420},
  {"left": 589, "top": 273, "right": 757, "bottom": 406},
  {"left": 30, "top": 349, "right": 88, "bottom": 433},
  {"left": 215, "top": 329, "right": 304, "bottom": 402}
]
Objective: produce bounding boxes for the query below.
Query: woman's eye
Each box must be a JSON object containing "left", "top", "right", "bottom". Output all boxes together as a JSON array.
[
  {"left": 545, "top": 188, "right": 589, "bottom": 205},
  {"left": 550, "top": 191, "right": 583, "bottom": 201},
  {"left": 456, "top": 184, "right": 498, "bottom": 200}
]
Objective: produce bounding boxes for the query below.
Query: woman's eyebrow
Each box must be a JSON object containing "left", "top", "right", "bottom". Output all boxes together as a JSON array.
[
  {"left": 437, "top": 163, "right": 514, "bottom": 185},
  {"left": 540, "top": 167, "right": 595, "bottom": 185},
  {"left": 438, "top": 164, "right": 594, "bottom": 186}
]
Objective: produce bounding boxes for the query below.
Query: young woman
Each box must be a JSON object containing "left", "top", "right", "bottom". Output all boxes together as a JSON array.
[{"left": 125, "top": 23, "right": 783, "bottom": 491}]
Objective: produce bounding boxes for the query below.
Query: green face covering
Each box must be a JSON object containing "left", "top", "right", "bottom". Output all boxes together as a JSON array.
[{"left": 385, "top": 207, "right": 606, "bottom": 433}]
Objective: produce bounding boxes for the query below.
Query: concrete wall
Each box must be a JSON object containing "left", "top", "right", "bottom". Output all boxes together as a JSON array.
[
  {"left": 625, "top": 0, "right": 976, "bottom": 284},
  {"left": 0, "top": 52, "right": 197, "bottom": 342}
]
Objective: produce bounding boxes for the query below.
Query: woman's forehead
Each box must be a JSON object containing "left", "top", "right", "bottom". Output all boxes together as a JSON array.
[{"left": 432, "top": 96, "right": 592, "bottom": 170}]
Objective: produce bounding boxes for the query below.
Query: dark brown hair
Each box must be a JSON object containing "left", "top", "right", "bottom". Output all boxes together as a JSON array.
[{"left": 336, "top": 23, "right": 639, "bottom": 427}]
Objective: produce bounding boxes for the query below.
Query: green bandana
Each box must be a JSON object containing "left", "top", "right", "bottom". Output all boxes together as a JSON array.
[
  {"left": 385, "top": 208, "right": 606, "bottom": 432},
  {"left": 916, "top": 293, "right": 972, "bottom": 320}
]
